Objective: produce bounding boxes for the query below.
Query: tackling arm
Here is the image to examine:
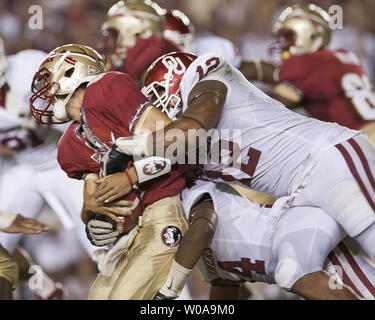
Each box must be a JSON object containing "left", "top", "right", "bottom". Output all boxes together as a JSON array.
[
  {"left": 115, "top": 80, "right": 227, "bottom": 157},
  {"left": 155, "top": 194, "right": 217, "bottom": 299},
  {"left": 151, "top": 80, "right": 227, "bottom": 154},
  {"left": 239, "top": 60, "right": 279, "bottom": 84}
]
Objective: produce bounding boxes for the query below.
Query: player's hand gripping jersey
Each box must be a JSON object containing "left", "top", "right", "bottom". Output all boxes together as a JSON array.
[
  {"left": 278, "top": 50, "right": 375, "bottom": 130},
  {"left": 58, "top": 71, "right": 187, "bottom": 205},
  {"left": 179, "top": 53, "right": 356, "bottom": 198}
]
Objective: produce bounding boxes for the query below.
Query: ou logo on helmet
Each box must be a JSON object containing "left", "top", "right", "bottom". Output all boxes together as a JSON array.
[{"left": 162, "top": 56, "right": 186, "bottom": 75}]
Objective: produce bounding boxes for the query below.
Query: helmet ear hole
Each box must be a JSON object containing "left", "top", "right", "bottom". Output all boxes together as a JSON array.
[{"left": 64, "top": 68, "right": 75, "bottom": 78}]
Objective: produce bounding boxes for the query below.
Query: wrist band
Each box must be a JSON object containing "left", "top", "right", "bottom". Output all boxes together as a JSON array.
[
  {"left": 124, "top": 171, "right": 133, "bottom": 186},
  {"left": 0, "top": 212, "right": 18, "bottom": 230}
]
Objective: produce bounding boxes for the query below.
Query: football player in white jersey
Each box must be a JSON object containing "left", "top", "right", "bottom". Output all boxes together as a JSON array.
[
  {"left": 87, "top": 174, "right": 372, "bottom": 300},
  {"left": 0, "top": 38, "right": 97, "bottom": 298},
  {"left": 182, "top": 181, "right": 375, "bottom": 300},
  {"left": 97, "top": 51, "right": 375, "bottom": 268},
  {"left": 164, "top": 9, "right": 276, "bottom": 206}
]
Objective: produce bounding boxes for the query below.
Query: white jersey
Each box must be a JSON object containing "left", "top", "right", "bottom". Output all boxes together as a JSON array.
[
  {"left": 182, "top": 180, "right": 277, "bottom": 284},
  {"left": 1, "top": 49, "right": 62, "bottom": 170},
  {"left": 182, "top": 180, "right": 375, "bottom": 297},
  {"left": 179, "top": 54, "right": 357, "bottom": 198}
]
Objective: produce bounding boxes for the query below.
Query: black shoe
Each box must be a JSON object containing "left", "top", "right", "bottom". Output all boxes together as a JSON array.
[{"left": 153, "top": 292, "right": 173, "bottom": 300}]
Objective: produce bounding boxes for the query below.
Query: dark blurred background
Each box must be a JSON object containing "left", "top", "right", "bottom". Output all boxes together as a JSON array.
[{"left": 1, "top": 0, "right": 375, "bottom": 79}]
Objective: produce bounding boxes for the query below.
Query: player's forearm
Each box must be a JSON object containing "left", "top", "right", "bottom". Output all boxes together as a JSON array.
[
  {"left": 174, "top": 217, "right": 215, "bottom": 269},
  {"left": 151, "top": 93, "right": 224, "bottom": 156},
  {"left": 239, "top": 60, "right": 278, "bottom": 84},
  {"left": 81, "top": 174, "right": 99, "bottom": 224},
  {"left": 151, "top": 117, "right": 203, "bottom": 155},
  {"left": 158, "top": 202, "right": 217, "bottom": 299}
]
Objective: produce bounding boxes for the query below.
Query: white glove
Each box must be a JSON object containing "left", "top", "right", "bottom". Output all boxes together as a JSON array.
[
  {"left": 86, "top": 218, "right": 120, "bottom": 247},
  {"left": 115, "top": 132, "right": 153, "bottom": 158}
]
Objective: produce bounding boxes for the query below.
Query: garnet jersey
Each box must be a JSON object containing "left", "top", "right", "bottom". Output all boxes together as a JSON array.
[
  {"left": 278, "top": 50, "right": 375, "bottom": 130},
  {"left": 58, "top": 71, "right": 187, "bottom": 206},
  {"left": 179, "top": 54, "right": 356, "bottom": 198},
  {"left": 123, "top": 35, "right": 182, "bottom": 81},
  {"left": 0, "top": 49, "right": 63, "bottom": 170}
]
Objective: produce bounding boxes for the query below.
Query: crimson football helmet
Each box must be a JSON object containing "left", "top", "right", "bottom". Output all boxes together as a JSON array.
[
  {"left": 270, "top": 4, "right": 331, "bottom": 63},
  {"left": 163, "top": 10, "right": 195, "bottom": 53},
  {"left": 142, "top": 52, "right": 197, "bottom": 119}
]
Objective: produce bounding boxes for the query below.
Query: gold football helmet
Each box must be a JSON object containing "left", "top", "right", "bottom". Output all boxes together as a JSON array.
[
  {"left": 271, "top": 4, "right": 331, "bottom": 61},
  {"left": 30, "top": 44, "right": 105, "bottom": 124},
  {"left": 101, "top": 0, "right": 165, "bottom": 69}
]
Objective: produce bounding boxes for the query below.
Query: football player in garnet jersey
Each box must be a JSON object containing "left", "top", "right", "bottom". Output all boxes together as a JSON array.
[
  {"left": 0, "top": 37, "right": 99, "bottom": 300},
  {"left": 29, "top": 44, "right": 189, "bottom": 300},
  {"left": 241, "top": 4, "right": 375, "bottom": 143},
  {"left": 99, "top": 0, "right": 181, "bottom": 85},
  {"left": 101, "top": 49, "right": 375, "bottom": 267}
]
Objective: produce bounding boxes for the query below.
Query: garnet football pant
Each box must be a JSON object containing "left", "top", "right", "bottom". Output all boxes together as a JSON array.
[
  {"left": 0, "top": 244, "right": 18, "bottom": 289},
  {"left": 88, "top": 195, "right": 188, "bottom": 300},
  {"left": 290, "top": 132, "right": 375, "bottom": 239}
]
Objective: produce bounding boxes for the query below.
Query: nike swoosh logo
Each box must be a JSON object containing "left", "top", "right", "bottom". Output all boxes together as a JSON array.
[{"left": 167, "top": 278, "right": 173, "bottom": 290}]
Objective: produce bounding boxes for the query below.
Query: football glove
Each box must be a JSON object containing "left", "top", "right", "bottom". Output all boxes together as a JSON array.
[
  {"left": 86, "top": 215, "right": 120, "bottom": 247},
  {"left": 100, "top": 144, "right": 132, "bottom": 177},
  {"left": 153, "top": 291, "right": 174, "bottom": 300}
]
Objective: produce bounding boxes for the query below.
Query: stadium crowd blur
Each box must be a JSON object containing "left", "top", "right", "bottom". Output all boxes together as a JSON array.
[{"left": 1, "top": 0, "right": 375, "bottom": 299}]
